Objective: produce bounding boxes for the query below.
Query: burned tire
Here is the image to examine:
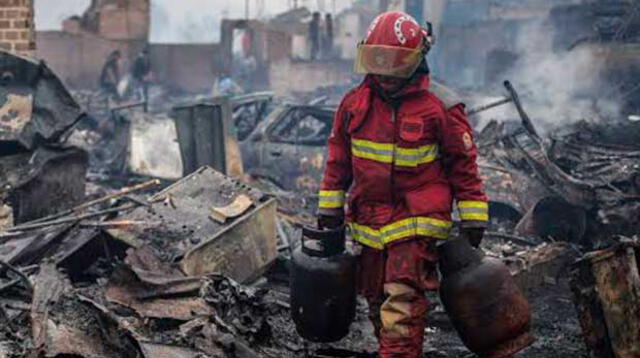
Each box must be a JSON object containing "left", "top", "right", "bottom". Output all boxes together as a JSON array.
[
  {"left": 489, "top": 201, "right": 523, "bottom": 232},
  {"left": 521, "top": 196, "right": 587, "bottom": 244}
]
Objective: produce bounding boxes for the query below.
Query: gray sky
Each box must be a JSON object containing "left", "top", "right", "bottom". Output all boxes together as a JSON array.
[{"left": 35, "top": 0, "right": 354, "bottom": 43}]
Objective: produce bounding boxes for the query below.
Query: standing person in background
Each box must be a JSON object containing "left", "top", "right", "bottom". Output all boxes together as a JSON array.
[
  {"left": 131, "top": 47, "right": 152, "bottom": 110},
  {"left": 309, "top": 12, "right": 321, "bottom": 60},
  {"left": 99, "top": 50, "right": 121, "bottom": 101},
  {"left": 324, "top": 13, "right": 334, "bottom": 58}
]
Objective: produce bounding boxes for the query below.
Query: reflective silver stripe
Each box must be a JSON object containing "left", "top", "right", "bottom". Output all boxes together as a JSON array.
[
  {"left": 320, "top": 197, "right": 343, "bottom": 203},
  {"left": 458, "top": 201, "right": 489, "bottom": 221},
  {"left": 381, "top": 223, "right": 416, "bottom": 243},
  {"left": 395, "top": 153, "right": 424, "bottom": 162},
  {"left": 459, "top": 207, "right": 488, "bottom": 214},
  {"left": 349, "top": 225, "right": 384, "bottom": 249},
  {"left": 319, "top": 190, "right": 345, "bottom": 209},
  {"left": 417, "top": 221, "right": 450, "bottom": 235},
  {"left": 353, "top": 227, "right": 381, "bottom": 243},
  {"left": 395, "top": 145, "right": 439, "bottom": 166},
  {"left": 350, "top": 217, "right": 453, "bottom": 249},
  {"left": 351, "top": 138, "right": 439, "bottom": 166}
]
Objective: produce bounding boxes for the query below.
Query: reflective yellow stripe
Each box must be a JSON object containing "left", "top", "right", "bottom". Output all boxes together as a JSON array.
[
  {"left": 352, "top": 147, "right": 393, "bottom": 163},
  {"left": 351, "top": 139, "right": 439, "bottom": 167},
  {"left": 352, "top": 139, "right": 394, "bottom": 163},
  {"left": 458, "top": 201, "right": 489, "bottom": 209},
  {"left": 395, "top": 145, "right": 439, "bottom": 167},
  {"left": 458, "top": 201, "right": 489, "bottom": 221},
  {"left": 459, "top": 212, "right": 490, "bottom": 221},
  {"left": 319, "top": 190, "right": 345, "bottom": 199},
  {"left": 380, "top": 218, "right": 417, "bottom": 243},
  {"left": 349, "top": 217, "right": 452, "bottom": 249},
  {"left": 350, "top": 223, "right": 384, "bottom": 250},
  {"left": 352, "top": 138, "right": 394, "bottom": 151},
  {"left": 319, "top": 190, "right": 345, "bottom": 209}
]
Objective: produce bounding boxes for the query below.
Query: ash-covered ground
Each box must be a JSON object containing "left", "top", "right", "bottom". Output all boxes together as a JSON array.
[{"left": 262, "top": 273, "right": 588, "bottom": 358}]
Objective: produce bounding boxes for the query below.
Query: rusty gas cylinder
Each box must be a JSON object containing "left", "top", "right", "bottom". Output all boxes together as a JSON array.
[
  {"left": 290, "top": 225, "right": 356, "bottom": 343},
  {"left": 438, "top": 237, "right": 535, "bottom": 358}
]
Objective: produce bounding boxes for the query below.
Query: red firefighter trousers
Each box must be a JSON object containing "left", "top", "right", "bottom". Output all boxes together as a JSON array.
[{"left": 357, "top": 237, "right": 439, "bottom": 358}]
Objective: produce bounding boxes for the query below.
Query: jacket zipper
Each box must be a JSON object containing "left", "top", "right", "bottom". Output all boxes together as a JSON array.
[{"left": 390, "top": 105, "right": 398, "bottom": 205}]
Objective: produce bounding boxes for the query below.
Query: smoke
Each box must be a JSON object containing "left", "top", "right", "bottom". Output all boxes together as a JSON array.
[
  {"left": 475, "top": 20, "right": 622, "bottom": 133},
  {"left": 35, "top": 0, "right": 355, "bottom": 43},
  {"left": 34, "top": 0, "right": 91, "bottom": 30},
  {"left": 150, "top": 0, "right": 221, "bottom": 43},
  {"left": 148, "top": 0, "right": 355, "bottom": 44}
]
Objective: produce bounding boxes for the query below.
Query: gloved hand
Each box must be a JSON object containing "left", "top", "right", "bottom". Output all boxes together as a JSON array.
[
  {"left": 462, "top": 227, "right": 485, "bottom": 248},
  {"left": 317, "top": 214, "right": 344, "bottom": 230}
]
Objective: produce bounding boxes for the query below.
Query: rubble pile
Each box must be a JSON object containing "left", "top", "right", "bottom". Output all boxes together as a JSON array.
[
  {"left": 0, "top": 52, "right": 89, "bottom": 229},
  {"left": 0, "top": 152, "right": 603, "bottom": 358},
  {"left": 476, "top": 81, "right": 640, "bottom": 248},
  {"left": 0, "top": 166, "right": 280, "bottom": 357},
  {"left": 0, "top": 179, "right": 604, "bottom": 358}
]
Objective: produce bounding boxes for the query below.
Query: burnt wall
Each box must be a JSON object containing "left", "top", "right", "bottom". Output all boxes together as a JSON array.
[
  {"left": 35, "top": 30, "right": 140, "bottom": 89},
  {"left": 36, "top": 31, "right": 217, "bottom": 92},
  {"left": 150, "top": 44, "right": 219, "bottom": 92},
  {"left": 269, "top": 58, "right": 353, "bottom": 95},
  {"left": 81, "top": 0, "right": 150, "bottom": 41}
]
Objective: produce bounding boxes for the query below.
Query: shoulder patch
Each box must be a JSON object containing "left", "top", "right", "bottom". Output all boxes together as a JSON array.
[{"left": 462, "top": 132, "right": 473, "bottom": 151}]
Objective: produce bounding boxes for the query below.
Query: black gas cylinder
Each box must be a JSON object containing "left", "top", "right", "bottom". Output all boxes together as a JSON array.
[{"left": 290, "top": 225, "right": 356, "bottom": 343}]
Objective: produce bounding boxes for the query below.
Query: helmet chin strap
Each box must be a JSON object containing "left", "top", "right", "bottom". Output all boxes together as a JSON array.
[{"left": 415, "top": 57, "right": 430, "bottom": 75}]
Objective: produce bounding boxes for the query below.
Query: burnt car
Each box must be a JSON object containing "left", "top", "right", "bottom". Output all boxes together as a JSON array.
[
  {"left": 240, "top": 104, "right": 335, "bottom": 195},
  {"left": 231, "top": 92, "right": 275, "bottom": 141}
]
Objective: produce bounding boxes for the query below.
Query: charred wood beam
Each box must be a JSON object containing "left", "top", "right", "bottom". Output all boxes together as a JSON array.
[
  {"left": 0, "top": 260, "right": 32, "bottom": 294},
  {"left": 485, "top": 232, "right": 539, "bottom": 247},
  {"left": 26, "top": 179, "right": 160, "bottom": 225},
  {"left": 0, "top": 203, "right": 138, "bottom": 234},
  {"left": 504, "top": 81, "right": 540, "bottom": 141}
]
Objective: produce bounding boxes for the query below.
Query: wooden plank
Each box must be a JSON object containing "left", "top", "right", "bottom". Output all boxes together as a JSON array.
[{"left": 570, "top": 243, "right": 640, "bottom": 358}]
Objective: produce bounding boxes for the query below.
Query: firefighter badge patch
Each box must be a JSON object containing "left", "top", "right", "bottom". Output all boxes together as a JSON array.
[
  {"left": 462, "top": 132, "right": 473, "bottom": 151},
  {"left": 399, "top": 116, "right": 423, "bottom": 142}
]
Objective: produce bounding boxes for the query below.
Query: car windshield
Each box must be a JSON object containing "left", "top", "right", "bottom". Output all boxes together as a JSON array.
[{"left": 269, "top": 107, "right": 333, "bottom": 145}]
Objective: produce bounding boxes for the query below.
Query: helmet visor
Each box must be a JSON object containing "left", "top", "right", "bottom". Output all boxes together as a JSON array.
[{"left": 354, "top": 44, "right": 423, "bottom": 79}]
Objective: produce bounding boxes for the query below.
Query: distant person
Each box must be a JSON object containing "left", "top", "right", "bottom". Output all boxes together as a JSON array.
[
  {"left": 213, "top": 70, "right": 244, "bottom": 97},
  {"left": 237, "top": 31, "right": 257, "bottom": 89},
  {"left": 131, "top": 47, "right": 152, "bottom": 83},
  {"left": 99, "top": 50, "right": 121, "bottom": 100},
  {"left": 309, "top": 12, "right": 321, "bottom": 60},
  {"left": 324, "top": 13, "right": 334, "bottom": 58},
  {"left": 130, "top": 47, "right": 152, "bottom": 107}
]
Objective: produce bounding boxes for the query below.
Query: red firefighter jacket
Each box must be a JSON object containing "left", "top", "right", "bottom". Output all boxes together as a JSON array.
[{"left": 318, "top": 75, "right": 489, "bottom": 250}]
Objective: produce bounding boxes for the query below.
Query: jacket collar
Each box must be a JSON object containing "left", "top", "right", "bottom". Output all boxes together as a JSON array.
[{"left": 364, "top": 74, "right": 430, "bottom": 102}]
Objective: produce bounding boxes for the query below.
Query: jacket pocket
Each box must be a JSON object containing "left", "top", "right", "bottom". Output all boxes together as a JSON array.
[
  {"left": 399, "top": 116, "right": 424, "bottom": 142},
  {"left": 404, "top": 182, "right": 453, "bottom": 216},
  {"left": 351, "top": 200, "right": 394, "bottom": 227}
]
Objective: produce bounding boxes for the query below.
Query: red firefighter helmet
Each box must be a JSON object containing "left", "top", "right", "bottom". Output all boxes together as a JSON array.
[{"left": 355, "top": 11, "right": 430, "bottom": 79}]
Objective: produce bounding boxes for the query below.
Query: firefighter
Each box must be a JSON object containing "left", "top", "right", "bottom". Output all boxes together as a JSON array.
[{"left": 317, "top": 11, "right": 489, "bottom": 357}]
